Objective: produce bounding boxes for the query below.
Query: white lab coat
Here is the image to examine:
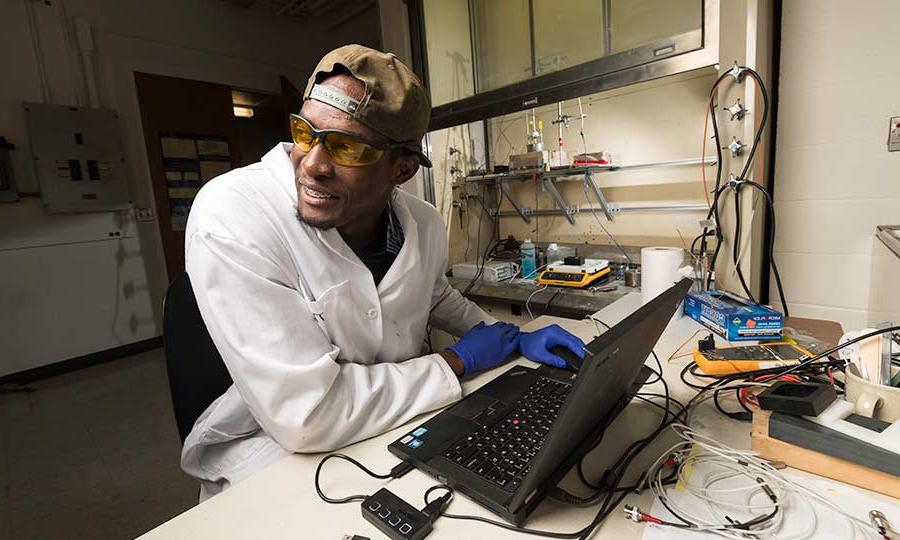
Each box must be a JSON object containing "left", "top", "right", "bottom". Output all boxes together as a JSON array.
[{"left": 181, "top": 143, "right": 494, "bottom": 498}]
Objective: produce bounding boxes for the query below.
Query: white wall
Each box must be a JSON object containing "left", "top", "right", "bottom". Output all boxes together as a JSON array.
[
  {"left": 771, "top": 0, "right": 900, "bottom": 329},
  {"left": 0, "top": 0, "right": 379, "bottom": 377}
]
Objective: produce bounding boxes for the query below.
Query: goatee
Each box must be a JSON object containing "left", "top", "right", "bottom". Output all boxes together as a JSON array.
[{"left": 295, "top": 206, "right": 335, "bottom": 230}]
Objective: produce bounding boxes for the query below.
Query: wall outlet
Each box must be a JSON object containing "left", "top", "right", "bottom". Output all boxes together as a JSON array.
[
  {"left": 889, "top": 116, "right": 900, "bottom": 152},
  {"left": 135, "top": 207, "right": 155, "bottom": 221}
]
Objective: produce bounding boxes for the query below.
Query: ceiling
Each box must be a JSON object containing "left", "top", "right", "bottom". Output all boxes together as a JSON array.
[{"left": 221, "top": 0, "right": 377, "bottom": 29}]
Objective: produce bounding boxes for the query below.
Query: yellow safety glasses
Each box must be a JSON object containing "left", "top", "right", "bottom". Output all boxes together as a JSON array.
[{"left": 289, "top": 114, "right": 406, "bottom": 167}]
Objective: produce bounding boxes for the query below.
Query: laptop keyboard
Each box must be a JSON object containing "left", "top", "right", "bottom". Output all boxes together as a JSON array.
[{"left": 442, "top": 376, "right": 572, "bottom": 492}]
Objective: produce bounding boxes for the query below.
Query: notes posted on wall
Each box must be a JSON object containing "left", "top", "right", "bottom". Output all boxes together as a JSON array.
[{"left": 160, "top": 134, "right": 232, "bottom": 231}]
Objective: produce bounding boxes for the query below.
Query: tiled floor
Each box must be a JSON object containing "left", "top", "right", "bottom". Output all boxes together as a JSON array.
[{"left": 0, "top": 349, "right": 198, "bottom": 539}]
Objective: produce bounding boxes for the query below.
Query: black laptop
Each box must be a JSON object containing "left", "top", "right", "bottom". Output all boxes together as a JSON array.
[{"left": 389, "top": 278, "right": 691, "bottom": 525}]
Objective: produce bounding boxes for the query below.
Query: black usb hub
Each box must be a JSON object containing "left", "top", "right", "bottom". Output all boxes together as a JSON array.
[{"left": 361, "top": 488, "right": 431, "bottom": 540}]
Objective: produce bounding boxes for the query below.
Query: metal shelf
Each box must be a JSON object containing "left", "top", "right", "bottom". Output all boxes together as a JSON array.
[
  {"left": 489, "top": 202, "right": 708, "bottom": 219},
  {"left": 465, "top": 156, "right": 717, "bottom": 184},
  {"left": 469, "top": 156, "right": 716, "bottom": 225}
]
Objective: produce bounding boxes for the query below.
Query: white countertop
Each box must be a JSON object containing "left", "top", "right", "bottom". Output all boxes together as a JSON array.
[{"left": 138, "top": 293, "right": 898, "bottom": 539}]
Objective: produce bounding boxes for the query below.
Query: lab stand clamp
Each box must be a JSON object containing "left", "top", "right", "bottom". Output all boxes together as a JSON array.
[
  {"left": 725, "top": 136, "right": 746, "bottom": 157},
  {"left": 727, "top": 61, "right": 748, "bottom": 82},
  {"left": 727, "top": 173, "right": 749, "bottom": 190},
  {"left": 724, "top": 99, "right": 747, "bottom": 121}
]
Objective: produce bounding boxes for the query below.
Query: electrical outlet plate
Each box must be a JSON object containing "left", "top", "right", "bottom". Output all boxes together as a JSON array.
[
  {"left": 888, "top": 116, "right": 900, "bottom": 152},
  {"left": 135, "top": 207, "right": 155, "bottom": 221}
]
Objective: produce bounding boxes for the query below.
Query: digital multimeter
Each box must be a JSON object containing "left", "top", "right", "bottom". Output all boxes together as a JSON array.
[{"left": 694, "top": 342, "right": 813, "bottom": 375}]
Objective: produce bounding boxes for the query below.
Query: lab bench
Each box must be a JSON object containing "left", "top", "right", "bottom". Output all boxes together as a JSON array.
[{"left": 448, "top": 276, "right": 635, "bottom": 322}]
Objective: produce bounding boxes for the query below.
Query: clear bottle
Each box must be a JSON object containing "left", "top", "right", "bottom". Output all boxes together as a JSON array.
[
  {"left": 546, "top": 243, "right": 561, "bottom": 267},
  {"left": 520, "top": 239, "right": 537, "bottom": 279}
]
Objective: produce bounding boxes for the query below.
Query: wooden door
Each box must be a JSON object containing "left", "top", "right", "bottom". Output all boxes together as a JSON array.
[
  {"left": 281, "top": 75, "right": 303, "bottom": 137},
  {"left": 134, "top": 73, "right": 240, "bottom": 281}
]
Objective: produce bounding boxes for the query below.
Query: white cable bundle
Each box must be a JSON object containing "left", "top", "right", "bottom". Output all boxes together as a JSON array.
[{"left": 642, "top": 424, "right": 880, "bottom": 539}]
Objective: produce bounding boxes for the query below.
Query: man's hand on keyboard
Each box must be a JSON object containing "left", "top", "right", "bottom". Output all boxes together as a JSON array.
[
  {"left": 448, "top": 321, "right": 521, "bottom": 375},
  {"left": 517, "top": 324, "right": 585, "bottom": 369}
]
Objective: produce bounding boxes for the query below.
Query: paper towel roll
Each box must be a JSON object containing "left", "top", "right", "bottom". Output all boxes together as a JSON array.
[{"left": 641, "top": 247, "right": 686, "bottom": 305}]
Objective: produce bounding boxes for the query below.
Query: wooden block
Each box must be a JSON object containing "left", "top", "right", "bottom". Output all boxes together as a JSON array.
[{"left": 751, "top": 411, "right": 900, "bottom": 499}]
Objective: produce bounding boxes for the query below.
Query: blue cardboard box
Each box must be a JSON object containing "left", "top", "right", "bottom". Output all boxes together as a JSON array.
[{"left": 683, "top": 290, "right": 783, "bottom": 342}]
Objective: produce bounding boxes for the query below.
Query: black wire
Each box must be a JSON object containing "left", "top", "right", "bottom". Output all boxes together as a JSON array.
[
  {"left": 681, "top": 327, "right": 900, "bottom": 421},
  {"left": 685, "top": 357, "right": 847, "bottom": 385},
  {"left": 774, "top": 325, "right": 900, "bottom": 379},
  {"left": 700, "top": 65, "right": 774, "bottom": 301},
  {"left": 462, "top": 239, "right": 502, "bottom": 296},
  {"left": 425, "top": 484, "right": 612, "bottom": 539},
  {"left": 462, "top": 185, "right": 501, "bottom": 297},
  {"left": 467, "top": 187, "right": 486, "bottom": 276},
  {"left": 690, "top": 231, "right": 716, "bottom": 257},
  {"left": 586, "top": 315, "right": 611, "bottom": 331},
  {"left": 710, "top": 66, "right": 789, "bottom": 315},
  {"left": 423, "top": 484, "right": 453, "bottom": 505},
  {"left": 613, "top": 464, "right": 680, "bottom": 495},
  {"left": 657, "top": 495, "right": 697, "bottom": 527},
  {"left": 680, "top": 361, "right": 715, "bottom": 390},
  {"left": 314, "top": 453, "right": 392, "bottom": 504},
  {"left": 737, "top": 179, "right": 790, "bottom": 316},
  {"left": 703, "top": 184, "right": 731, "bottom": 290},
  {"left": 700, "top": 72, "right": 729, "bottom": 289},
  {"left": 712, "top": 386, "right": 751, "bottom": 421},
  {"left": 644, "top": 351, "right": 664, "bottom": 385},
  {"left": 540, "top": 289, "right": 562, "bottom": 317},
  {"left": 571, "top": 372, "right": 684, "bottom": 500},
  {"left": 634, "top": 393, "right": 688, "bottom": 424},
  {"left": 738, "top": 69, "right": 769, "bottom": 181},
  {"left": 731, "top": 186, "right": 757, "bottom": 302}
]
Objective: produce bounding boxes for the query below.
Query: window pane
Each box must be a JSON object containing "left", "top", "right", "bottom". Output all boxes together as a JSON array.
[
  {"left": 472, "top": 0, "right": 532, "bottom": 92},
  {"left": 423, "top": 0, "right": 475, "bottom": 106},
  {"left": 610, "top": 0, "right": 702, "bottom": 54},
  {"left": 533, "top": 0, "right": 604, "bottom": 76}
]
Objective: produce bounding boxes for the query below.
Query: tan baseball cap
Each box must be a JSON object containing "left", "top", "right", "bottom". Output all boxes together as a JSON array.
[{"left": 303, "top": 44, "right": 432, "bottom": 167}]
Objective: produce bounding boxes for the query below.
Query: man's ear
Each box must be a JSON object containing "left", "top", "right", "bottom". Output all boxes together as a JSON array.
[{"left": 392, "top": 155, "right": 420, "bottom": 186}]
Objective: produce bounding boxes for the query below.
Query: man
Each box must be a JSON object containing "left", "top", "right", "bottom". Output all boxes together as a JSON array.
[{"left": 182, "top": 44, "right": 585, "bottom": 499}]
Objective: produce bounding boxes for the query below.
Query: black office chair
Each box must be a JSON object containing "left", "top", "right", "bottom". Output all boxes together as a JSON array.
[{"left": 163, "top": 272, "right": 234, "bottom": 443}]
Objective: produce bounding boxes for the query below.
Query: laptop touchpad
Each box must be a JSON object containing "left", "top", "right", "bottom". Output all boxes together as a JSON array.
[{"left": 448, "top": 394, "right": 496, "bottom": 420}]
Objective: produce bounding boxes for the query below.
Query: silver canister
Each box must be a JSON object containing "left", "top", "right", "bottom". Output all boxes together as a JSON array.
[{"left": 624, "top": 266, "right": 641, "bottom": 288}]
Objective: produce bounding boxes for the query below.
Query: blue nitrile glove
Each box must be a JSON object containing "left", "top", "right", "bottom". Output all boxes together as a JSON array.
[
  {"left": 449, "top": 321, "right": 521, "bottom": 375},
  {"left": 517, "top": 324, "right": 585, "bottom": 369}
]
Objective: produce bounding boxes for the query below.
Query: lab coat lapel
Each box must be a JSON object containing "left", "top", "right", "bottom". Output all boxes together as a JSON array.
[{"left": 376, "top": 192, "right": 419, "bottom": 295}]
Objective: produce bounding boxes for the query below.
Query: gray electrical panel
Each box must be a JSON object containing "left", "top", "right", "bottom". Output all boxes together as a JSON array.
[{"left": 24, "top": 102, "right": 131, "bottom": 213}]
